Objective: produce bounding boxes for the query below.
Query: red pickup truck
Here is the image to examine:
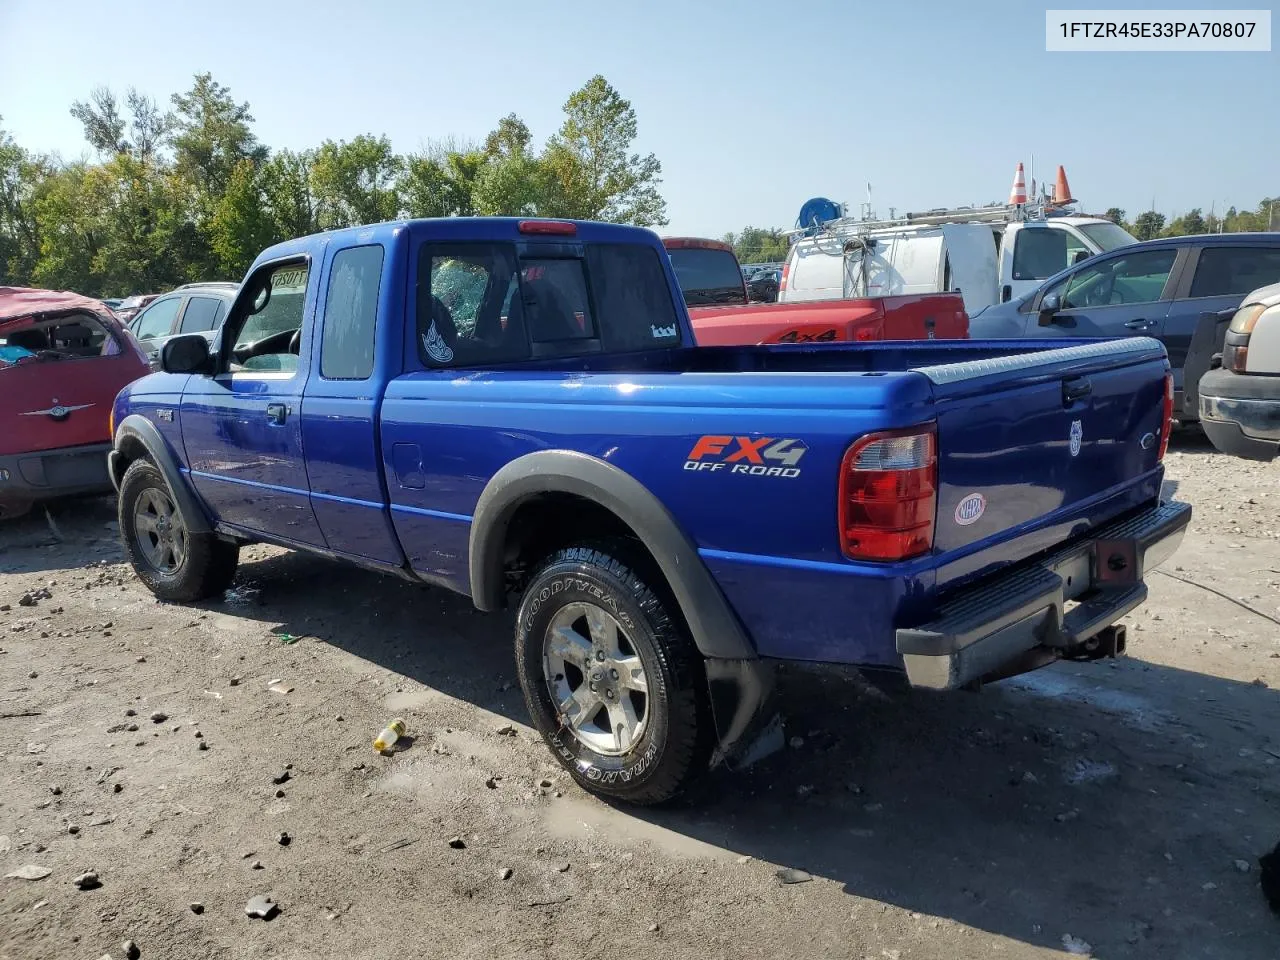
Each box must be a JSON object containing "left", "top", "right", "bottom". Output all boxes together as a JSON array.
[{"left": 662, "top": 237, "right": 968, "bottom": 345}]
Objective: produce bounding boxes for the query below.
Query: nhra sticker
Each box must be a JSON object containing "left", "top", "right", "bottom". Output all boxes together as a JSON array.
[
  {"left": 684, "top": 435, "right": 808, "bottom": 479},
  {"left": 954, "top": 493, "right": 986, "bottom": 526}
]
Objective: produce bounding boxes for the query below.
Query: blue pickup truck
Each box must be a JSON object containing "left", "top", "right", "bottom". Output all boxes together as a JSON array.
[{"left": 108, "top": 217, "right": 1191, "bottom": 804}]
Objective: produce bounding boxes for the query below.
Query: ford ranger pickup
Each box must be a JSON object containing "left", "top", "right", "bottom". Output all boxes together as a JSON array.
[{"left": 108, "top": 217, "right": 1191, "bottom": 804}]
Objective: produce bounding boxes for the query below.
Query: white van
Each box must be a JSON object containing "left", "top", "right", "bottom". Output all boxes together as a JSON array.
[{"left": 779, "top": 214, "right": 1137, "bottom": 317}]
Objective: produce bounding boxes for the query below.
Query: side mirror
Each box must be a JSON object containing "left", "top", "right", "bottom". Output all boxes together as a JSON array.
[
  {"left": 1073, "top": 250, "right": 1091, "bottom": 265},
  {"left": 1037, "top": 293, "right": 1062, "bottom": 326},
  {"left": 160, "top": 334, "right": 212, "bottom": 375}
]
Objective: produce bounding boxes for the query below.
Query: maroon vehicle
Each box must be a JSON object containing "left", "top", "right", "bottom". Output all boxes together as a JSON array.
[{"left": 0, "top": 287, "right": 151, "bottom": 519}]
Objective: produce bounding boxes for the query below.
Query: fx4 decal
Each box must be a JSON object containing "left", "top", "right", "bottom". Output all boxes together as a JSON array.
[{"left": 684, "top": 435, "right": 808, "bottom": 478}]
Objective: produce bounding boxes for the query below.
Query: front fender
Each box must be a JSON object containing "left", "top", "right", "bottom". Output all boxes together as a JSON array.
[
  {"left": 110, "top": 414, "right": 213, "bottom": 535},
  {"left": 469, "top": 449, "right": 755, "bottom": 662}
]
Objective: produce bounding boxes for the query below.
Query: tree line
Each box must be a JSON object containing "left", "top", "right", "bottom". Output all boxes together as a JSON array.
[
  {"left": 1103, "top": 203, "right": 1280, "bottom": 241},
  {"left": 0, "top": 74, "right": 667, "bottom": 297}
]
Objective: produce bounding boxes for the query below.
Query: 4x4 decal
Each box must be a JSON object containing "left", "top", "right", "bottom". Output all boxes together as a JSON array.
[{"left": 683, "top": 435, "right": 808, "bottom": 478}]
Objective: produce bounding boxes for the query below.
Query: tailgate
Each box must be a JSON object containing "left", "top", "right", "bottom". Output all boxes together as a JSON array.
[{"left": 919, "top": 337, "right": 1170, "bottom": 570}]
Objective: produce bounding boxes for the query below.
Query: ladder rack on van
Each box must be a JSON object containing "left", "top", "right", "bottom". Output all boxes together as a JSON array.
[{"left": 786, "top": 199, "right": 1078, "bottom": 243}]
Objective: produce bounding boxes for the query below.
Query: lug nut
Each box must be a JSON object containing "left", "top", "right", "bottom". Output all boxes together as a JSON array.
[
  {"left": 610, "top": 668, "right": 619, "bottom": 680},
  {"left": 595, "top": 650, "right": 606, "bottom": 662}
]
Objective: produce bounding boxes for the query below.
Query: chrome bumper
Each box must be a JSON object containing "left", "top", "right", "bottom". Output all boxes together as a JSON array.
[{"left": 896, "top": 501, "right": 1192, "bottom": 691}]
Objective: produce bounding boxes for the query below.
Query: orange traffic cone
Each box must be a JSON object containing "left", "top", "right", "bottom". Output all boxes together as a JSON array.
[
  {"left": 1009, "top": 163, "right": 1027, "bottom": 205},
  {"left": 1053, "top": 166, "right": 1074, "bottom": 204}
]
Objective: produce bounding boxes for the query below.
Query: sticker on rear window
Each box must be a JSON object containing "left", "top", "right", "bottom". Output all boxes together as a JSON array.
[{"left": 954, "top": 493, "right": 986, "bottom": 526}]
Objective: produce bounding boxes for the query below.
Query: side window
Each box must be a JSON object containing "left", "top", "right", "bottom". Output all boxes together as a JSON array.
[
  {"left": 178, "top": 297, "right": 221, "bottom": 334},
  {"left": 321, "top": 245, "right": 384, "bottom": 380},
  {"left": 585, "top": 244, "right": 682, "bottom": 351},
  {"left": 1062, "top": 249, "right": 1177, "bottom": 309},
  {"left": 1188, "top": 247, "right": 1280, "bottom": 299},
  {"left": 419, "top": 243, "right": 529, "bottom": 366},
  {"left": 1012, "top": 229, "right": 1070, "bottom": 281},
  {"left": 133, "top": 297, "right": 180, "bottom": 340},
  {"left": 1064, "top": 231, "right": 1091, "bottom": 266},
  {"left": 227, "top": 261, "right": 310, "bottom": 374}
]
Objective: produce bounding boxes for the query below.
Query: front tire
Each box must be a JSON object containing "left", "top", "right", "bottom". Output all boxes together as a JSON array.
[
  {"left": 515, "top": 543, "right": 711, "bottom": 805},
  {"left": 118, "top": 459, "right": 238, "bottom": 602}
]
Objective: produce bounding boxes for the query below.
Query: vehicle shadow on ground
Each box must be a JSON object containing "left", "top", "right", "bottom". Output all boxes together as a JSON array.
[
  {"left": 201, "top": 548, "right": 1279, "bottom": 958},
  {"left": 1168, "top": 425, "right": 1218, "bottom": 456},
  {"left": 0, "top": 496, "right": 120, "bottom": 573}
]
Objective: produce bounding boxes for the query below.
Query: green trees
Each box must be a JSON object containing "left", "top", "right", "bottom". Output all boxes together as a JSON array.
[{"left": 0, "top": 74, "right": 668, "bottom": 295}]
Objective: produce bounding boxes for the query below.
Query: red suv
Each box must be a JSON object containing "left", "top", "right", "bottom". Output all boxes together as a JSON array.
[{"left": 1, "top": 287, "right": 151, "bottom": 519}]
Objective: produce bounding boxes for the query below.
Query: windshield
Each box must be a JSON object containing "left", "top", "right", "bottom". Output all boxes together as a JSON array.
[
  {"left": 1078, "top": 221, "right": 1138, "bottom": 252},
  {"left": 666, "top": 247, "right": 747, "bottom": 306}
]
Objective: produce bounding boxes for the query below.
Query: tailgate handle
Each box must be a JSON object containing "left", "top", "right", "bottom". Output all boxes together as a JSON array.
[{"left": 1062, "top": 377, "right": 1092, "bottom": 405}]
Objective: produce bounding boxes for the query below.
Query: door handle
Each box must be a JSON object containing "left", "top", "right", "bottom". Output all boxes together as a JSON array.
[
  {"left": 266, "top": 403, "right": 288, "bottom": 425},
  {"left": 1123, "top": 318, "right": 1157, "bottom": 330},
  {"left": 1062, "top": 377, "right": 1092, "bottom": 405}
]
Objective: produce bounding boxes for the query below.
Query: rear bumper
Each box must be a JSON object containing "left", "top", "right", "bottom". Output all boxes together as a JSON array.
[
  {"left": 0, "top": 442, "right": 114, "bottom": 507},
  {"left": 1199, "top": 369, "right": 1280, "bottom": 461},
  {"left": 896, "top": 500, "right": 1192, "bottom": 690}
]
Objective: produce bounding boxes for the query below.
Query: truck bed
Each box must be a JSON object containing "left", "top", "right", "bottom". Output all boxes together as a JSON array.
[
  {"left": 688, "top": 293, "right": 968, "bottom": 346},
  {"left": 379, "top": 336, "right": 1172, "bottom": 666}
]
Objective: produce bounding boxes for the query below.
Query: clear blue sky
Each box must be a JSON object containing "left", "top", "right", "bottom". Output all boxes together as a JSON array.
[{"left": 2, "top": 0, "right": 1276, "bottom": 235}]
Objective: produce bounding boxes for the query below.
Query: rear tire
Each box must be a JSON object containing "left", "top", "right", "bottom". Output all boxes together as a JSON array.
[
  {"left": 515, "top": 542, "right": 712, "bottom": 806},
  {"left": 119, "top": 459, "right": 238, "bottom": 602}
]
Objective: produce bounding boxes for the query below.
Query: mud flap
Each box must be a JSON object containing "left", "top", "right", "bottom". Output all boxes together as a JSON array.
[{"left": 705, "top": 658, "right": 778, "bottom": 769}]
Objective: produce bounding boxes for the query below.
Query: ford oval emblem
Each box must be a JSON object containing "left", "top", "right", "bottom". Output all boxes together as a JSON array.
[
  {"left": 955, "top": 493, "right": 986, "bottom": 526},
  {"left": 1140, "top": 431, "right": 1156, "bottom": 450}
]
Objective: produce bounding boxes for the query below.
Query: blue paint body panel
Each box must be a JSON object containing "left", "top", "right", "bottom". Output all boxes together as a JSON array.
[{"left": 112, "top": 217, "right": 1173, "bottom": 669}]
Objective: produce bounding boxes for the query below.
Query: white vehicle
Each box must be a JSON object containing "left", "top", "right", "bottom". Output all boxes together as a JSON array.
[
  {"left": 779, "top": 205, "right": 1137, "bottom": 317},
  {"left": 1199, "top": 281, "right": 1280, "bottom": 461}
]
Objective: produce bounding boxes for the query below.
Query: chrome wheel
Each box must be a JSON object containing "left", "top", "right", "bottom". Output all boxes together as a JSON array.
[
  {"left": 543, "top": 602, "right": 649, "bottom": 756},
  {"left": 133, "top": 487, "right": 187, "bottom": 575}
]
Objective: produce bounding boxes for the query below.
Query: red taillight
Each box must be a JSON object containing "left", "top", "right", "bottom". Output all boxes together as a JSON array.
[
  {"left": 518, "top": 220, "right": 577, "bottom": 236},
  {"left": 779, "top": 260, "right": 790, "bottom": 293},
  {"left": 1158, "top": 372, "right": 1174, "bottom": 460},
  {"left": 839, "top": 426, "right": 937, "bottom": 562}
]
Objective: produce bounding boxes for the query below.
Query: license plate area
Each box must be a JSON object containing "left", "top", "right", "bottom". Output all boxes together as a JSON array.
[{"left": 1092, "top": 538, "right": 1140, "bottom": 585}]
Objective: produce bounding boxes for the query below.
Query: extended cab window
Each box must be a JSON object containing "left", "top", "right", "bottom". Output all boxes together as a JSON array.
[
  {"left": 227, "top": 262, "right": 309, "bottom": 374},
  {"left": 1059, "top": 248, "right": 1177, "bottom": 309},
  {"left": 321, "top": 245, "right": 384, "bottom": 380},
  {"left": 1188, "top": 246, "right": 1280, "bottom": 299}
]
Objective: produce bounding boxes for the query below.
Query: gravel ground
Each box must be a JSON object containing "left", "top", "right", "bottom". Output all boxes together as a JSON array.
[{"left": 1, "top": 431, "right": 1278, "bottom": 960}]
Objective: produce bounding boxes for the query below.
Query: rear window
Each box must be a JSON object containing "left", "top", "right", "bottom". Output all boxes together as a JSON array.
[
  {"left": 586, "top": 244, "right": 681, "bottom": 351},
  {"left": 666, "top": 247, "right": 746, "bottom": 306},
  {"left": 418, "top": 241, "right": 680, "bottom": 367},
  {"left": 1188, "top": 246, "right": 1280, "bottom": 299}
]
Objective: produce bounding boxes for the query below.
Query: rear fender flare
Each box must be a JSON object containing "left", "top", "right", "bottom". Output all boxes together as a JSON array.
[
  {"left": 469, "top": 449, "right": 755, "bottom": 661},
  {"left": 110, "top": 414, "right": 213, "bottom": 535}
]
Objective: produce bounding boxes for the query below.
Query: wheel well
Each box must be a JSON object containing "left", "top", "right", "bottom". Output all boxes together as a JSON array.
[
  {"left": 502, "top": 493, "right": 665, "bottom": 600},
  {"left": 111, "top": 434, "right": 150, "bottom": 485}
]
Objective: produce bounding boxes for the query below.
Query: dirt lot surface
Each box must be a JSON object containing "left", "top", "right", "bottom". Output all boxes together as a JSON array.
[{"left": 2, "top": 432, "right": 1278, "bottom": 960}]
